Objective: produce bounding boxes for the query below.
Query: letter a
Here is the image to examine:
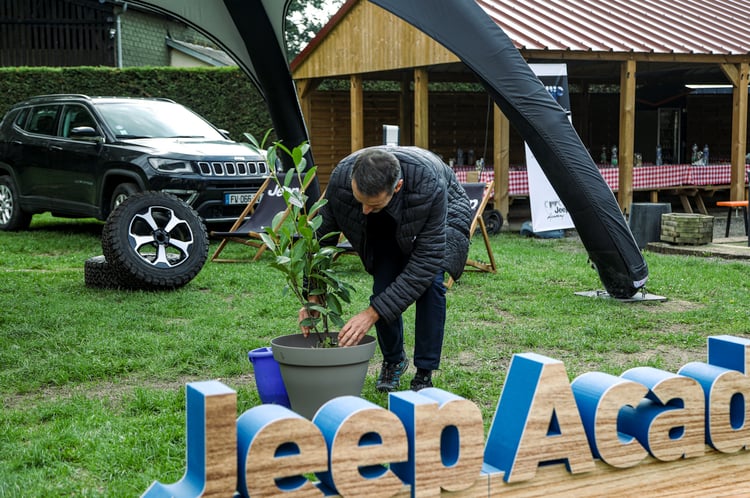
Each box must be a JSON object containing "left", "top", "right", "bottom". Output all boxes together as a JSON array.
[{"left": 484, "top": 353, "right": 595, "bottom": 482}]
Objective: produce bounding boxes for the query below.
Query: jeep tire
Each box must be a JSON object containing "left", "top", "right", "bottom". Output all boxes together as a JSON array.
[
  {"left": 0, "top": 175, "right": 32, "bottom": 231},
  {"left": 110, "top": 182, "right": 139, "bottom": 215},
  {"left": 84, "top": 255, "right": 125, "bottom": 289},
  {"left": 102, "top": 191, "right": 208, "bottom": 290}
]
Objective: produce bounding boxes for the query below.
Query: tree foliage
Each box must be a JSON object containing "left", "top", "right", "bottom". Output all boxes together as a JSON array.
[{"left": 285, "top": 0, "right": 344, "bottom": 60}]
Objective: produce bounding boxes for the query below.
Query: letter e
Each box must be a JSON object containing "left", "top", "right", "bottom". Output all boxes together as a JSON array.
[
  {"left": 313, "top": 396, "right": 408, "bottom": 497},
  {"left": 237, "top": 404, "right": 327, "bottom": 497}
]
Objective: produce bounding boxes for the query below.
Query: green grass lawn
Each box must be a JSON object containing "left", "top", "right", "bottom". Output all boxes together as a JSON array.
[{"left": 1, "top": 213, "right": 749, "bottom": 496}]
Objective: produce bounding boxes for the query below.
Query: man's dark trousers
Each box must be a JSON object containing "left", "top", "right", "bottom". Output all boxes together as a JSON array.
[{"left": 370, "top": 241, "right": 446, "bottom": 371}]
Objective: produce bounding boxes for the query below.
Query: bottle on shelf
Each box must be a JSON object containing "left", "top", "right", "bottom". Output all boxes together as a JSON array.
[
  {"left": 703, "top": 144, "right": 709, "bottom": 165},
  {"left": 611, "top": 145, "right": 618, "bottom": 166},
  {"left": 656, "top": 144, "right": 663, "bottom": 166},
  {"left": 600, "top": 145, "right": 607, "bottom": 164},
  {"left": 691, "top": 143, "right": 699, "bottom": 163}
]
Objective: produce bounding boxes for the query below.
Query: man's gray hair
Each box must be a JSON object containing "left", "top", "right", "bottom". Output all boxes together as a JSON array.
[{"left": 351, "top": 149, "right": 401, "bottom": 196}]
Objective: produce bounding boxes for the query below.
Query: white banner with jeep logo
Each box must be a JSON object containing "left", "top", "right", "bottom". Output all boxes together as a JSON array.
[{"left": 526, "top": 64, "right": 575, "bottom": 233}]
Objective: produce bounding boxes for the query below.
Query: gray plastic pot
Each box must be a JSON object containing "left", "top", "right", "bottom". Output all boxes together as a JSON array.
[{"left": 270, "top": 332, "right": 377, "bottom": 419}]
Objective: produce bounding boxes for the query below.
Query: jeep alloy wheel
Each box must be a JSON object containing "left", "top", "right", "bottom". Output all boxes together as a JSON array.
[
  {"left": 102, "top": 191, "right": 208, "bottom": 290},
  {"left": 0, "top": 175, "right": 32, "bottom": 231}
]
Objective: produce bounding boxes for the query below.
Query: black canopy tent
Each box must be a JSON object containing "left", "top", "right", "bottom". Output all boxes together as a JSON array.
[
  {"left": 126, "top": 0, "right": 648, "bottom": 298},
  {"left": 125, "top": 0, "right": 316, "bottom": 197},
  {"left": 370, "top": 0, "right": 648, "bottom": 297}
]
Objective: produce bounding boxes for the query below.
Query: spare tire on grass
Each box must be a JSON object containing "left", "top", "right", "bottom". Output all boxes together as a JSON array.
[
  {"left": 101, "top": 191, "right": 208, "bottom": 290},
  {"left": 84, "top": 255, "right": 125, "bottom": 289}
]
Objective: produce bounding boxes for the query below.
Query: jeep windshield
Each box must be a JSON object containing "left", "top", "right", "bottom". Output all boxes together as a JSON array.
[{"left": 94, "top": 100, "right": 227, "bottom": 141}]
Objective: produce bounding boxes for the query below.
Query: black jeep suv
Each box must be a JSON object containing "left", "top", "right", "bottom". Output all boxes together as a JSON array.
[{"left": 0, "top": 94, "right": 270, "bottom": 230}]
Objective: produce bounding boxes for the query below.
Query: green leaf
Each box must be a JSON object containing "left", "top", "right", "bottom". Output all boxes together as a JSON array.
[
  {"left": 283, "top": 169, "right": 295, "bottom": 188},
  {"left": 310, "top": 197, "right": 327, "bottom": 213},
  {"left": 271, "top": 211, "right": 287, "bottom": 232},
  {"left": 259, "top": 233, "right": 276, "bottom": 252},
  {"left": 287, "top": 189, "right": 305, "bottom": 208},
  {"left": 260, "top": 128, "right": 274, "bottom": 148},
  {"left": 242, "top": 132, "right": 260, "bottom": 148},
  {"left": 308, "top": 303, "right": 328, "bottom": 314},
  {"left": 327, "top": 294, "right": 342, "bottom": 314},
  {"left": 275, "top": 255, "right": 291, "bottom": 266},
  {"left": 266, "top": 147, "right": 278, "bottom": 171},
  {"left": 329, "top": 314, "right": 345, "bottom": 329},
  {"left": 303, "top": 167, "right": 317, "bottom": 189}
]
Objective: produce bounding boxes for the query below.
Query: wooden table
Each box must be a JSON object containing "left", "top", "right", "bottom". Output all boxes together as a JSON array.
[{"left": 453, "top": 164, "right": 750, "bottom": 214}]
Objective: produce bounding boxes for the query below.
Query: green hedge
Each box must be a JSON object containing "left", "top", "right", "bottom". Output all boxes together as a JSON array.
[{"left": 0, "top": 66, "right": 274, "bottom": 142}]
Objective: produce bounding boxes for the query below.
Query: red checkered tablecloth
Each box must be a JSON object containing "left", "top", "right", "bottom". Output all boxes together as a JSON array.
[
  {"left": 687, "top": 164, "right": 750, "bottom": 185},
  {"left": 454, "top": 164, "right": 748, "bottom": 197}
]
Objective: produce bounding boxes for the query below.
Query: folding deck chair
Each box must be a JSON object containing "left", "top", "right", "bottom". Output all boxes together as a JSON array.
[
  {"left": 446, "top": 180, "right": 498, "bottom": 288},
  {"left": 210, "top": 175, "right": 304, "bottom": 262}
]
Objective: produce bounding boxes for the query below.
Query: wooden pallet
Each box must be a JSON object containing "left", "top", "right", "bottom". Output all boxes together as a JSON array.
[{"left": 660, "top": 213, "right": 713, "bottom": 245}]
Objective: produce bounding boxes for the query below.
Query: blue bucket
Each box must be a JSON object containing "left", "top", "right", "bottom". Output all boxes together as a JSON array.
[{"left": 247, "top": 347, "right": 291, "bottom": 408}]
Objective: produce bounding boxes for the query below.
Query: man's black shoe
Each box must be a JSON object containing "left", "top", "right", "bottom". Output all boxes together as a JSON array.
[
  {"left": 410, "top": 369, "right": 433, "bottom": 391},
  {"left": 376, "top": 357, "right": 409, "bottom": 392}
]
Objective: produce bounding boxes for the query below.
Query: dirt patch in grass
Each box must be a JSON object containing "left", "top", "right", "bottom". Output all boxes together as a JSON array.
[
  {"left": 3, "top": 374, "right": 257, "bottom": 410},
  {"left": 640, "top": 298, "right": 704, "bottom": 313}
]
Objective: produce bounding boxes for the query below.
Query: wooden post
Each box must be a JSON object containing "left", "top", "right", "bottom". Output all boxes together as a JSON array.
[
  {"left": 493, "top": 105, "right": 510, "bottom": 225},
  {"left": 722, "top": 63, "right": 749, "bottom": 201},
  {"left": 414, "top": 68, "right": 429, "bottom": 149},
  {"left": 618, "top": 59, "right": 637, "bottom": 214},
  {"left": 296, "top": 78, "right": 320, "bottom": 138},
  {"left": 350, "top": 74, "right": 364, "bottom": 152},
  {"left": 400, "top": 73, "right": 412, "bottom": 145}
]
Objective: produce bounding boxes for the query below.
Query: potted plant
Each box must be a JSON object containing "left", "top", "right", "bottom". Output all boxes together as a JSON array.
[{"left": 255, "top": 139, "right": 376, "bottom": 419}]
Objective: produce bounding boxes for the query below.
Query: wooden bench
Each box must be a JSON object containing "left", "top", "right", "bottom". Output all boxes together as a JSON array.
[{"left": 716, "top": 200, "right": 749, "bottom": 237}]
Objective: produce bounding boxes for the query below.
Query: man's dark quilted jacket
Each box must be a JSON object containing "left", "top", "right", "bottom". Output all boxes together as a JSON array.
[{"left": 318, "top": 146, "right": 472, "bottom": 323}]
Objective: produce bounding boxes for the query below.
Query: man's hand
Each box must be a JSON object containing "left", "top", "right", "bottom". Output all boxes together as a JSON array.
[
  {"left": 337, "top": 306, "right": 379, "bottom": 347},
  {"left": 298, "top": 296, "right": 321, "bottom": 337}
]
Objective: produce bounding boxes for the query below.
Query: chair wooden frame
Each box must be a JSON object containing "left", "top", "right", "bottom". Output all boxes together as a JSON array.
[
  {"left": 210, "top": 174, "right": 310, "bottom": 263},
  {"left": 446, "top": 180, "right": 497, "bottom": 288}
]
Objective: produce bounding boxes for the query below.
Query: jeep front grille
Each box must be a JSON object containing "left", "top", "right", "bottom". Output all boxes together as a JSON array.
[{"left": 197, "top": 161, "right": 269, "bottom": 176}]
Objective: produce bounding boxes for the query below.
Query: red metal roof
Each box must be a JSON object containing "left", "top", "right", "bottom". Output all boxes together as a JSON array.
[{"left": 477, "top": 0, "right": 750, "bottom": 55}]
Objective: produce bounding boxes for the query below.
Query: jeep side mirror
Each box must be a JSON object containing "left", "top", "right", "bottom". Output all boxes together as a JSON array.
[{"left": 70, "top": 126, "right": 102, "bottom": 141}]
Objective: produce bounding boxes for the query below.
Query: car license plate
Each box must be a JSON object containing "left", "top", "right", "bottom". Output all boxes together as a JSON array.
[{"left": 225, "top": 193, "right": 254, "bottom": 205}]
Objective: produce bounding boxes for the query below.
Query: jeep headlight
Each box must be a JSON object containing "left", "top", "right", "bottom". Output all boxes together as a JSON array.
[{"left": 148, "top": 158, "right": 193, "bottom": 173}]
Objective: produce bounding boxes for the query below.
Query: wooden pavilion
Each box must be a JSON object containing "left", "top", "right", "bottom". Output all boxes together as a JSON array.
[{"left": 291, "top": 0, "right": 750, "bottom": 221}]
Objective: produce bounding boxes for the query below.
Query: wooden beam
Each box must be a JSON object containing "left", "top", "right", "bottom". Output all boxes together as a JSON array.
[
  {"left": 296, "top": 78, "right": 321, "bottom": 99},
  {"left": 399, "top": 73, "right": 412, "bottom": 145},
  {"left": 722, "top": 63, "right": 749, "bottom": 201},
  {"left": 493, "top": 105, "right": 510, "bottom": 225},
  {"left": 295, "top": 79, "right": 319, "bottom": 135},
  {"left": 350, "top": 74, "right": 364, "bottom": 152},
  {"left": 617, "top": 59, "right": 637, "bottom": 214},
  {"left": 414, "top": 68, "right": 429, "bottom": 148},
  {"left": 721, "top": 63, "right": 740, "bottom": 86}
]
